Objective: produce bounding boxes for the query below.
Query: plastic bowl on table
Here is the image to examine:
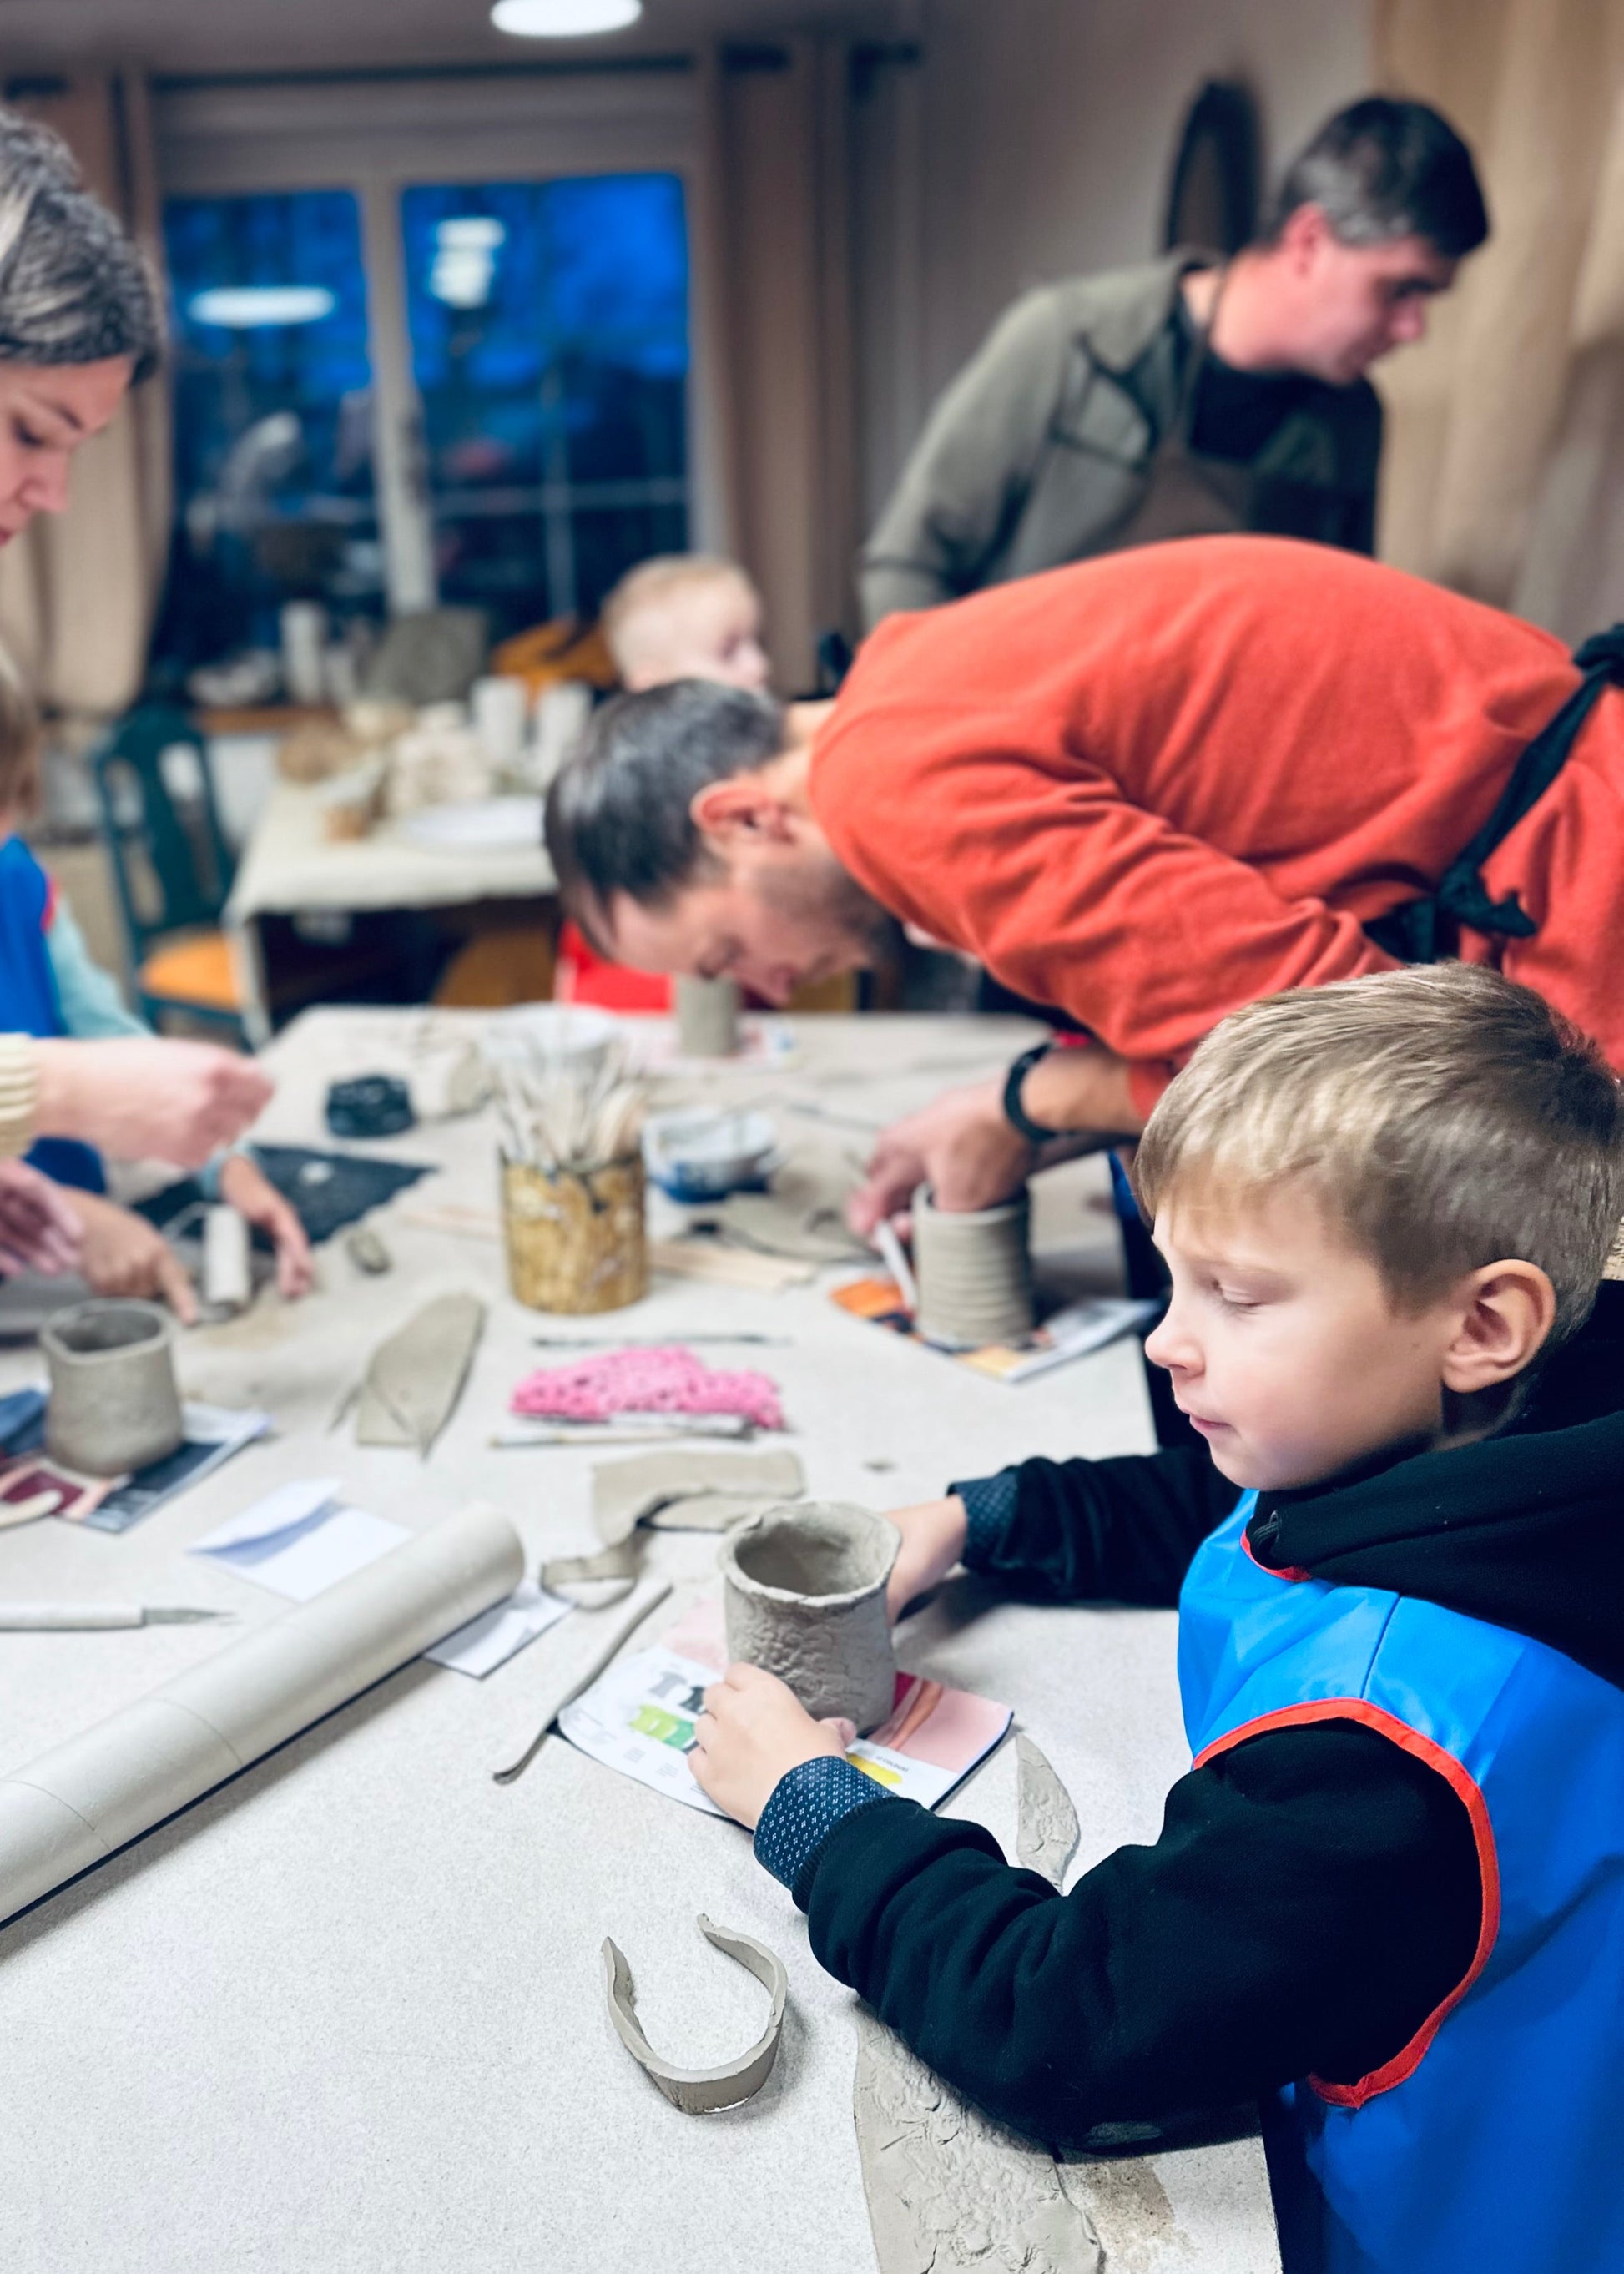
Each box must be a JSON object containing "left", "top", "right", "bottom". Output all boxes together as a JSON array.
[{"left": 642, "top": 1107, "right": 782, "bottom": 1202}]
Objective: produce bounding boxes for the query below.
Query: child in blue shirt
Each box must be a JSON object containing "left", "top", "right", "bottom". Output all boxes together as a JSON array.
[
  {"left": 693, "top": 964, "right": 1624, "bottom": 2274},
  {"left": 0, "top": 653, "right": 310, "bottom": 1314}
]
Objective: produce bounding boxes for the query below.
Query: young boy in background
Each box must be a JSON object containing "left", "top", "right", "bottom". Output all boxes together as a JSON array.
[
  {"left": 600, "top": 555, "right": 771, "bottom": 695},
  {"left": 693, "top": 964, "right": 1624, "bottom": 2274},
  {"left": 0, "top": 650, "right": 311, "bottom": 1316}
]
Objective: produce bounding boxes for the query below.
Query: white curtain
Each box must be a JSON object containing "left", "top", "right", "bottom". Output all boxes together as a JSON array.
[
  {"left": 1375, "top": 0, "right": 1624, "bottom": 641},
  {"left": 695, "top": 38, "right": 860, "bottom": 690}
]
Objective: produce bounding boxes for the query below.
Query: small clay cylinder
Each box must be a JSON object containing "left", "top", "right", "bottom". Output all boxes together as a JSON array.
[
  {"left": 911, "top": 1182, "right": 1035, "bottom": 1349},
  {"left": 675, "top": 976, "right": 740, "bottom": 1058},
  {"left": 502, "top": 1153, "right": 647, "bottom": 1313},
  {"left": 42, "top": 1300, "right": 184, "bottom": 1477},
  {"left": 720, "top": 1501, "right": 900, "bottom": 1731}
]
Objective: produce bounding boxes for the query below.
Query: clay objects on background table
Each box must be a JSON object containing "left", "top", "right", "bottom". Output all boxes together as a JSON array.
[
  {"left": 674, "top": 975, "right": 742, "bottom": 1058},
  {"left": 42, "top": 1299, "right": 184, "bottom": 1477},
  {"left": 911, "top": 1182, "right": 1035, "bottom": 1349},
  {"left": 719, "top": 1500, "right": 899, "bottom": 1731}
]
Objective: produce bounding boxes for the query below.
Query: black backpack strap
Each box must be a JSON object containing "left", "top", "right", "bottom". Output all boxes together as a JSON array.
[{"left": 1367, "top": 623, "right": 1624, "bottom": 965}]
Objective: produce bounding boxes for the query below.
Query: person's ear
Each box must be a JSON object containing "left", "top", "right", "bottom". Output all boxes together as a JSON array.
[
  {"left": 1277, "top": 201, "right": 1334, "bottom": 274},
  {"left": 689, "top": 776, "right": 797, "bottom": 847},
  {"left": 1440, "top": 1261, "right": 1558, "bottom": 1396}
]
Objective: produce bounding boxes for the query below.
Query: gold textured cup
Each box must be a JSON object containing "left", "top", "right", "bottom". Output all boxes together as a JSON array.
[{"left": 501, "top": 1153, "right": 648, "bottom": 1313}]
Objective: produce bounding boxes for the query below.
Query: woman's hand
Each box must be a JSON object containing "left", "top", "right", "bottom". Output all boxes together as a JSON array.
[
  {"left": 66, "top": 1187, "right": 198, "bottom": 1323},
  {"left": 0, "top": 1160, "right": 83, "bottom": 1277},
  {"left": 33, "top": 1038, "right": 273, "bottom": 1169},
  {"left": 689, "top": 1664, "right": 846, "bottom": 1829},
  {"left": 218, "top": 1153, "right": 314, "bottom": 1299},
  {"left": 886, "top": 1495, "right": 969, "bottom": 1621}
]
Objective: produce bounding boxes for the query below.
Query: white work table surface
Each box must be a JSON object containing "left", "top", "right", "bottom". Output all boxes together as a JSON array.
[
  {"left": 0, "top": 1011, "right": 1280, "bottom": 2274},
  {"left": 224, "top": 778, "right": 556, "bottom": 922}
]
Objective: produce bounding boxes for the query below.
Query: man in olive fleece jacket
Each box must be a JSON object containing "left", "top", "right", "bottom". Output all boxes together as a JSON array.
[{"left": 860, "top": 98, "right": 1485, "bottom": 627}]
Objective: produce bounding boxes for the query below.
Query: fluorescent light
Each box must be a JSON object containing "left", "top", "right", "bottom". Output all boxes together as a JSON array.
[
  {"left": 492, "top": 0, "right": 641, "bottom": 35},
  {"left": 189, "top": 285, "right": 336, "bottom": 329},
  {"left": 437, "top": 218, "right": 506, "bottom": 250}
]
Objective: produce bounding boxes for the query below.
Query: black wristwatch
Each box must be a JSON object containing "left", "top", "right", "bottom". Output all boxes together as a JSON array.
[{"left": 1002, "top": 1041, "right": 1064, "bottom": 1145}]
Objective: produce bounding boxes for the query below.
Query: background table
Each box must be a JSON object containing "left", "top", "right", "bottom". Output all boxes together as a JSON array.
[
  {"left": 0, "top": 1011, "right": 1280, "bottom": 2274},
  {"left": 224, "top": 783, "right": 557, "bottom": 1035}
]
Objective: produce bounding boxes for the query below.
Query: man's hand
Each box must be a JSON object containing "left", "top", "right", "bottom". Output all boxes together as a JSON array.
[
  {"left": 690, "top": 1663, "right": 846, "bottom": 1829},
  {"left": 218, "top": 1153, "right": 314, "bottom": 1299},
  {"left": 0, "top": 1161, "right": 83, "bottom": 1277},
  {"left": 848, "top": 1075, "right": 1036, "bottom": 1237},
  {"left": 65, "top": 1188, "right": 198, "bottom": 1324},
  {"left": 886, "top": 1495, "right": 970, "bottom": 1622},
  {"left": 847, "top": 1047, "right": 1146, "bottom": 1238},
  {"left": 33, "top": 1039, "right": 273, "bottom": 1170}
]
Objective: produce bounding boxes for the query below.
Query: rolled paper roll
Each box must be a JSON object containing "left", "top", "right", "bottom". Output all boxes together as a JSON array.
[{"left": 0, "top": 1504, "right": 522, "bottom": 1926}]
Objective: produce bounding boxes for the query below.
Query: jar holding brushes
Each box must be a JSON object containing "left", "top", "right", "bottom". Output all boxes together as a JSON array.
[{"left": 493, "top": 1046, "right": 648, "bottom": 1313}]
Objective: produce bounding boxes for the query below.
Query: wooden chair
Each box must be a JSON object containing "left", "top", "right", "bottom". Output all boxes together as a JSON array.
[{"left": 91, "top": 704, "right": 247, "bottom": 1040}]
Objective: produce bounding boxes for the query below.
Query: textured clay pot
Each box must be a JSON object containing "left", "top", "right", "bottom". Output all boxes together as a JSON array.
[
  {"left": 911, "top": 1182, "right": 1035, "bottom": 1349},
  {"left": 43, "top": 1299, "right": 184, "bottom": 1477},
  {"left": 720, "top": 1501, "right": 900, "bottom": 1731}
]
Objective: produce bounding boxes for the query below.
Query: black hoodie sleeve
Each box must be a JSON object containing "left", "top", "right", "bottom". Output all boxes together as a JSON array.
[
  {"left": 957, "top": 1446, "right": 1238, "bottom": 1607},
  {"left": 797, "top": 1717, "right": 1482, "bottom": 2147}
]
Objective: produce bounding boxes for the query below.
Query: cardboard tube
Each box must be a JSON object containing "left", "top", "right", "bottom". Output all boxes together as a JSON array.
[{"left": 0, "top": 1504, "right": 522, "bottom": 1925}]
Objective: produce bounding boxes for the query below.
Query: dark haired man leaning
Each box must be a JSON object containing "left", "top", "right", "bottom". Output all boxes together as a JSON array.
[{"left": 860, "top": 97, "right": 1489, "bottom": 625}]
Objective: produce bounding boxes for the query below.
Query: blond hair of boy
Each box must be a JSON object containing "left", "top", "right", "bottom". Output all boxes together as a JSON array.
[{"left": 600, "top": 554, "right": 770, "bottom": 694}]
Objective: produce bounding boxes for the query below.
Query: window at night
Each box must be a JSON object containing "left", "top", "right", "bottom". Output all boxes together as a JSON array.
[
  {"left": 159, "top": 189, "right": 380, "bottom": 677},
  {"left": 400, "top": 171, "right": 689, "bottom": 636}
]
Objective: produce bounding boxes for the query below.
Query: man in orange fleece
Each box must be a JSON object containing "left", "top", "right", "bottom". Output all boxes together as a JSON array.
[{"left": 544, "top": 535, "right": 1624, "bottom": 1223}]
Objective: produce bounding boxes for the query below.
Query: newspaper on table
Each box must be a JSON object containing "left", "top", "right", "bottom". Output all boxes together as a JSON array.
[
  {"left": 0, "top": 1402, "right": 270, "bottom": 1534},
  {"left": 558, "top": 1596, "right": 1011, "bottom": 1818},
  {"left": 832, "top": 1278, "right": 1159, "bottom": 1384}
]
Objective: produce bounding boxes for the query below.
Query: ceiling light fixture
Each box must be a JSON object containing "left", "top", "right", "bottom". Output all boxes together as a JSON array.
[
  {"left": 429, "top": 216, "right": 507, "bottom": 308},
  {"left": 189, "top": 285, "right": 336, "bottom": 329},
  {"left": 491, "top": 0, "right": 642, "bottom": 37}
]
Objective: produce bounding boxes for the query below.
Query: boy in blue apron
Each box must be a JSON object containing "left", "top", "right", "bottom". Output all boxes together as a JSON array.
[
  {"left": 0, "top": 658, "right": 310, "bottom": 1312},
  {"left": 691, "top": 963, "right": 1624, "bottom": 2274}
]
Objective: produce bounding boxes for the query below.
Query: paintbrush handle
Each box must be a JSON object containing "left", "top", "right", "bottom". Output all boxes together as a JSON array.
[{"left": 0, "top": 1603, "right": 145, "bottom": 1630}]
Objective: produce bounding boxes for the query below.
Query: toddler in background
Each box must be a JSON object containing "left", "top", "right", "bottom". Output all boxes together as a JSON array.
[{"left": 600, "top": 554, "right": 771, "bottom": 694}]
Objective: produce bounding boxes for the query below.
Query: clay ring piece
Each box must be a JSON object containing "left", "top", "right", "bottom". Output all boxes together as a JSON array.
[{"left": 602, "top": 1913, "right": 789, "bottom": 2114}]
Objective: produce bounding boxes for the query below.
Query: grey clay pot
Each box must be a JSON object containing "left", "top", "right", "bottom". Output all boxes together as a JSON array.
[
  {"left": 719, "top": 1500, "right": 900, "bottom": 1731},
  {"left": 43, "top": 1299, "right": 184, "bottom": 1477}
]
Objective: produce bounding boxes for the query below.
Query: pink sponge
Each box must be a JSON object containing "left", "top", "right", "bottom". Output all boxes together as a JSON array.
[{"left": 510, "top": 1344, "right": 784, "bottom": 1431}]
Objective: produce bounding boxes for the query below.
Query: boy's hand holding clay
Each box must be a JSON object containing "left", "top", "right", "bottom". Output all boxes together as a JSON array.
[{"left": 691, "top": 1664, "right": 847, "bottom": 1830}]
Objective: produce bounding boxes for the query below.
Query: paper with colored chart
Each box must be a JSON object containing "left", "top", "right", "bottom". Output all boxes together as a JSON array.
[{"left": 557, "top": 1596, "right": 1011, "bottom": 1817}]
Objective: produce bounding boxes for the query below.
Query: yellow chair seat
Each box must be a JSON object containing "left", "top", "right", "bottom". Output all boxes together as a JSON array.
[{"left": 138, "top": 930, "right": 242, "bottom": 1011}]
